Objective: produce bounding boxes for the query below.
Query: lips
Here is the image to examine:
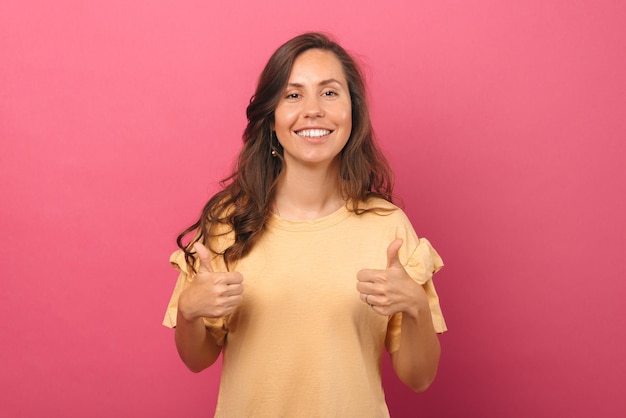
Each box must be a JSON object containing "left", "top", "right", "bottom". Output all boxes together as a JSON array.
[{"left": 295, "top": 128, "right": 332, "bottom": 138}]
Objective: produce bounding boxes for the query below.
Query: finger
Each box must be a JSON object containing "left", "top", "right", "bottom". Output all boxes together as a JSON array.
[
  {"left": 361, "top": 293, "right": 375, "bottom": 305},
  {"left": 228, "top": 272, "right": 244, "bottom": 284},
  {"left": 193, "top": 241, "right": 214, "bottom": 273},
  {"left": 356, "top": 281, "right": 375, "bottom": 295},
  {"left": 386, "top": 238, "right": 404, "bottom": 269},
  {"left": 222, "top": 285, "right": 244, "bottom": 297},
  {"left": 216, "top": 272, "right": 244, "bottom": 285},
  {"left": 356, "top": 268, "right": 377, "bottom": 283},
  {"left": 221, "top": 295, "right": 244, "bottom": 312}
]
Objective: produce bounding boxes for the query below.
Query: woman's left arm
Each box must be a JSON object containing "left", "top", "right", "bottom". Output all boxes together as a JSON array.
[
  {"left": 388, "top": 289, "right": 441, "bottom": 392},
  {"left": 356, "top": 238, "right": 441, "bottom": 392}
]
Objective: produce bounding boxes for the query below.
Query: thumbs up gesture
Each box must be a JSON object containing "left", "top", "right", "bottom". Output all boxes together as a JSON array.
[
  {"left": 178, "top": 242, "right": 244, "bottom": 321},
  {"left": 356, "top": 239, "right": 429, "bottom": 319}
]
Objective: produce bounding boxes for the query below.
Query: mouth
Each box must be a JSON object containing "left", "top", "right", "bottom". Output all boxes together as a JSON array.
[{"left": 295, "top": 128, "right": 332, "bottom": 139}]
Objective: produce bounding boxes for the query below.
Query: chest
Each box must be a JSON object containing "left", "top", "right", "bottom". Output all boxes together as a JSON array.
[{"left": 227, "top": 226, "right": 388, "bottom": 330}]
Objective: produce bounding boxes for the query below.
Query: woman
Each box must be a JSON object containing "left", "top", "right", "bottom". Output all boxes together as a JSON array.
[{"left": 163, "top": 32, "right": 446, "bottom": 417}]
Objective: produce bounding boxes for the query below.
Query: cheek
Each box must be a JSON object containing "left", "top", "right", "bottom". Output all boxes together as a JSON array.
[
  {"left": 341, "top": 102, "right": 352, "bottom": 125},
  {"left": 341, "top": 107, "right": 352, "bottom": 131},
  {"left": 274, "top": 108, "right": 298, "bottom": 131}
]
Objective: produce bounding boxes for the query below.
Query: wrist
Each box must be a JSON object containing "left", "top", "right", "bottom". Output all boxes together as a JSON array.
[
  {"left": 177, "top": 292, "right": 200, "bottom": 322},
  {"left": 402, "top": 281, "right": 431, "bottom": 320},
  {"left": 403, "top": 295, "right": 431, "bottom": 322}
]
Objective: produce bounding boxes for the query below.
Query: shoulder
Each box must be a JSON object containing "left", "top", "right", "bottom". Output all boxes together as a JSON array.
[
  {"left": 355, "top": 197, "right": 409, "bottom": 221},
  {"left": 347, "top": 197, "right": 417, "bottom": 233},
  {"left": 351, "top": 196, "right": 396, "bottom": 211}
]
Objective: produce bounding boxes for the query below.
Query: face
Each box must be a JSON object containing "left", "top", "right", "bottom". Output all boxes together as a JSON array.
[{"left": 273, "top": 48, "right": 352, "bottom": 170}]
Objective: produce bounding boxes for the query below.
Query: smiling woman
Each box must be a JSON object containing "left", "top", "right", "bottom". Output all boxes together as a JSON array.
[
  {"left": 272, "top": 48, "right": 354, "bottom": 219},
  {"left": 273, "top": 48, "right": 352, "bottom": 171},
  {"left": 162, "top": 32, "right": 446, "bottom": 417}
]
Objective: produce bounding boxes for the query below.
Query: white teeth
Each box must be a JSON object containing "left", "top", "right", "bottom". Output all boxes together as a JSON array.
[{"left": 296, "top": 129, "right": 331, "bottom": 138}]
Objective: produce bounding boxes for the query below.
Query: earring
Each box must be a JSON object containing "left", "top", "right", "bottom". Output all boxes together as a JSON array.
[{"left": 270, "top": 129, "right": 282, "bottom": 157}]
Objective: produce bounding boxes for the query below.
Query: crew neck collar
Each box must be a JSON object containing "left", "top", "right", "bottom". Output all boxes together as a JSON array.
[{"left": 268, "top": 204, "right": 351, "bottom": 231}]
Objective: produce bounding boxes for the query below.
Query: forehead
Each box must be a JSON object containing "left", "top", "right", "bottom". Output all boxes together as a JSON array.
[{"left": 288, "top": 49, "right": 347, "bottom": 84}]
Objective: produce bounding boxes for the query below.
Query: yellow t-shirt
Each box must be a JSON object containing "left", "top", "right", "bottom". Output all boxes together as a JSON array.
[{"left": 163, "top": 198, "right": 445, "bottom": 417}]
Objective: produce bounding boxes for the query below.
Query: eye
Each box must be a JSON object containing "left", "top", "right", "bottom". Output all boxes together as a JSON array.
[
  {"left": 322, "top": 90, "right": 338, "bottom": 97},
  {"left": 285, "top": 93, "right": 300, "bottom": 99}
]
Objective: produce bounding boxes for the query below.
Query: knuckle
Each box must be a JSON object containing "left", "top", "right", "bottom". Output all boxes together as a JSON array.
[{"left": 372, "top": 284, "right": 384, "bottom": 294}]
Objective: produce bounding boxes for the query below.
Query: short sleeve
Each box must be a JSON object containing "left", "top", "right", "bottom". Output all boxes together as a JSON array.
[
  {"left": 385, "top": 238, "right": 446, "bottom": 353},
  {"left": 162, "top": 250, "right": 228, "bottom": 346}
]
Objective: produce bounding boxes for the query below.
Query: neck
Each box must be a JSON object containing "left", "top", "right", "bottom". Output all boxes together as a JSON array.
[{"left": 273, "top": 161, "right": 345, "bottom": 220}]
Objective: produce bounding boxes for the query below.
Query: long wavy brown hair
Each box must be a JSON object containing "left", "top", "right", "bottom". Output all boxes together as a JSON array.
[{"left": 177, "top": 32, "right": 394, "bottom": 271}]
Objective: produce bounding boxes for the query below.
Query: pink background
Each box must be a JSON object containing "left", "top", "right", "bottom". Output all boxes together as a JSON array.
[{"left": 2, "top": 1, "right": 625, "bottom": 417}]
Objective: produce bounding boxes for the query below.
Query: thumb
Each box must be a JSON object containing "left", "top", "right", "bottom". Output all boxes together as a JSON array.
[
  {"left": 386, "top": 238, "right": 404, "bottom": 269},
  {"left": 193, "top": 241, "right": 214, "bottom": 273}
]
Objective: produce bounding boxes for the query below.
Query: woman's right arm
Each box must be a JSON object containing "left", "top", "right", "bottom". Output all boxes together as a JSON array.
[
  {"left": 174, "top": 242, "right": 244, "bottom": 372},
  {"left": 174, "top": 309, "right": 222, "bottom": 373}
]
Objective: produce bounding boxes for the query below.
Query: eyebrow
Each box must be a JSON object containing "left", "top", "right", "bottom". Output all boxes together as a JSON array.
[{"left": 287, "top": 79, "right": 344, "bottom": 88}]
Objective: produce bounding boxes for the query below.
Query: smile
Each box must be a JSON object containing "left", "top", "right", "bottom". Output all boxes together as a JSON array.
[{"left": 295, "top": 129, "right": 332, "bottom": 138}]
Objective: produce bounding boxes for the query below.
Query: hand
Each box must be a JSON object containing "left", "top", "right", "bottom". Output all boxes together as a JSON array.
[
  {"left": 356, "top": 239, "right": 429, "bottom": 319},
  {"left": 178, "top": 242, "right": 244, "bottom": 321}
]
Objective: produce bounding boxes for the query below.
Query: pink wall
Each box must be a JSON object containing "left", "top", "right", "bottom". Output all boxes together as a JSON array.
[{"left": 2, "top": 1, "right": 625, "bottom": 417}]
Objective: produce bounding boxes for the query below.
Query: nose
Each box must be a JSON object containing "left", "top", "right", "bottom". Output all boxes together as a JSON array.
[{"left": 302, "top": 95, "right": 324, "bottom": 118}]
